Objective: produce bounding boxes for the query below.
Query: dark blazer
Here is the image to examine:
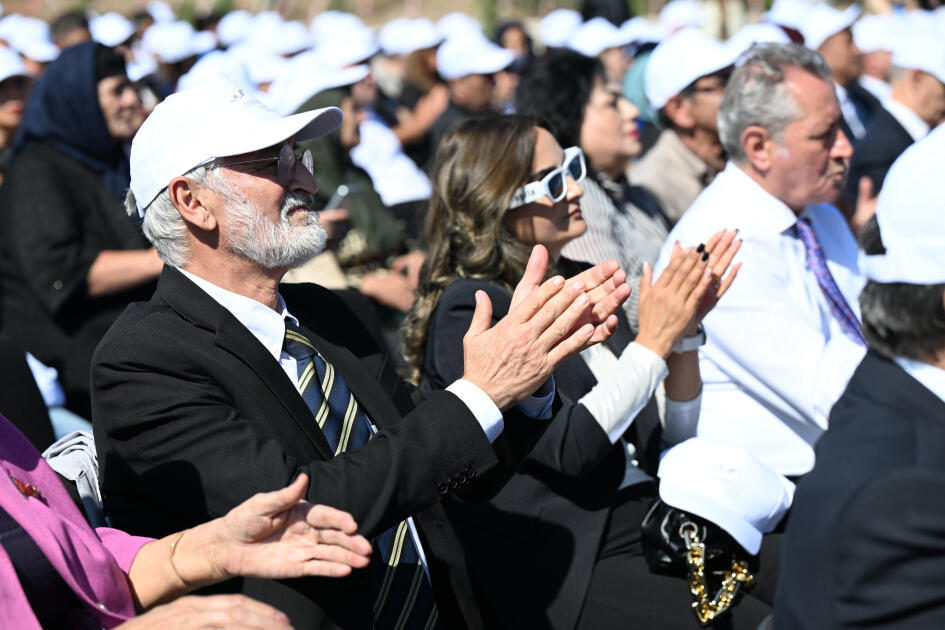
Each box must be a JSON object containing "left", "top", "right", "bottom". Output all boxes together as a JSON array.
[
  {"left": 840, "top": 81, "right": 883, "bottom": 150},
  {"left": 92, "top": 267, "right": 545, "bottom": 630},
  {"left": 419, "top": 259, "right": 661, "bottom": 629},
  {"left": 775, "top": 350, "right": 945, "bottom": 629},
  {"left": 0, "top": 336, "right": 55, "bottom": 451},
  {"left": 843, "top": 106, "right": 916, "bottom": 206}
]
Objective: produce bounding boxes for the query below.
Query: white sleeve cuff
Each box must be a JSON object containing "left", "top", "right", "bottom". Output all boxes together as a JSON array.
[
  {"left": 446, "top": 379, "right": 504, "bottom": 443},
  {"left": 579, "top": 342, "right": 669, "bottom": 443},
  {"left": 661, "top": 390, "right": 702, "bottom": 446}
]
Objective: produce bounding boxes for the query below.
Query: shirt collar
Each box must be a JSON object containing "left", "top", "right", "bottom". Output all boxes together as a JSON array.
[
  {"left": 178, "top": 268, "right": 299, "bottom": 362},
  {"left": 719, "top": 162, "right": 800, "bottom": 235},
  {"left": 834, "top": 82, "right": 848, "bottom": 102},
  {"left": 894, "top": 356, "right": 945, "bottom": 405},
  {"left": 881, "top": 98, "right": 930, "bottom": 142}
]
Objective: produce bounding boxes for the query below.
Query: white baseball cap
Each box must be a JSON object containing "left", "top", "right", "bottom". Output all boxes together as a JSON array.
[
  {"left": 568, "top": 17, "right": 635, "bottom": 58},
  {"left": 539, "top": 9, "right": 582, "bottom": 48},
  {"left": 436, "top": 34, "right": 513, "bottom": 80},
  {"left": 852, "top": 14, "right": 896, "bottom": 54},
  {"left": 891, "top": 33, "right": 945, "bottom": 87},
  {"left": 129, "top": 74, "right": 342, "bottom": 216},
  {"left": 659, "top": 0, "right": 708, "bottom": 33},
  {"left": 800, "top": 3, "right": 860, "bottom": 51},
  {"left": 725, "top": 23, "right": 790, "bottom": 58},
  {"left": 646, "top": 27, "right": 736, "bottom": 110},
  {"left": 0, "top": 46, "right": 28, "bottom": 83},
  {"left": 379, "top": 18, "right": 442, "bottom": 56},
  {"left": 860, "top": 123, "right": 945, "bottom": 284},
  {"left": 147, "top": 1, "right": 175, "bottom": 23},
  {"left": 90, "top": 12, "right": 136, "bottom": 47},
  {"left": 764, "top": 0, "right": 810, "bottom": 30},
  {"left": 618, "top": 17, "right": 663, "bottom": 46},
  {"left": 436, "top": 12, "right": 483, "bottom": 40},
  {"left": 217, "top": 10, "right": 253, "bottom": 47},
  {"left": 658, "top": 438, "right": 795, "bottom": 555}
]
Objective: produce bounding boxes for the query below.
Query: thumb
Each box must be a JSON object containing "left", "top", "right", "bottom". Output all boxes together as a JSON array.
[
  {"left": 466, "top": 290, "right": 493, "bottom": 337},
  {"left": 258, "top": 473, "right": 309, "bottom": 516},
  {"left": 511, "top": 245, "right": 548, "bottom": 310},
  {"left": 639, "top": 262, "right": 653, "bottom": 301},
  {"left": 858, "top": 176, "right": 874, "bottom": 202}
]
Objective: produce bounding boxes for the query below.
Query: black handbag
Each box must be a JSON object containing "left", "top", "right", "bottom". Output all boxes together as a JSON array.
[{"left": 641, "top": 499, "right": 755, "bottom": 626}]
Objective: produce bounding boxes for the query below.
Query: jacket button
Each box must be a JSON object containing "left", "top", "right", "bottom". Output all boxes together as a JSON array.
[
  {"left": 52, "top": 280, "right": 64, "bottom": 291},
  {"left": 435, "top": 519, "right": 447, "bottom": 528},
  {"left": 437, "top": 483, "right": 448, "bottom": 495}
]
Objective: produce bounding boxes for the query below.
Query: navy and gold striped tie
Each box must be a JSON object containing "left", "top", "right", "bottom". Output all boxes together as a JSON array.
[{"left": 283, "top": 320, "right": 441, "bottom": 630}]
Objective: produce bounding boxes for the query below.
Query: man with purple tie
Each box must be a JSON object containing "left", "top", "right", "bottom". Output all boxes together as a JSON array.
[{"left": 654, "top": 43, "right": 866, "bottom": 478}]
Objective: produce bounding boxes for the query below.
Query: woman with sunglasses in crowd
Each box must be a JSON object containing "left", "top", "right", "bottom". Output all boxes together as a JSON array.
[{"left": 400, "top": 114, "right": 768, "bottom": 629}]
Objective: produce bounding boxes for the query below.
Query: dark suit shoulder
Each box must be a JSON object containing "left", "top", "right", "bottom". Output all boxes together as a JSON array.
[{"left": 279, "top": 282, "right": 384, "bottom": 360}]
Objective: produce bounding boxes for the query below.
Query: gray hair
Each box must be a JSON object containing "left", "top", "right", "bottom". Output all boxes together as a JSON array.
[
  {"left": 718, "top": 43, "right": 833, "bottom": 163},
  {"left": 125, "top": 162, "right": 222, "bottom": 269},
  {"left": 858, "top": 216, "right": 945, "bottom": 362}
]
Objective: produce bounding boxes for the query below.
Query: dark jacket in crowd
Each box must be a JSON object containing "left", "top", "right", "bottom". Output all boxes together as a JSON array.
[{"left": 843, "top": 106, "right": 915, "bottom": 206}]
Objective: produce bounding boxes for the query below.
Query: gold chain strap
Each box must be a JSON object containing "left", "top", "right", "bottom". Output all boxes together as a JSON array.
[{"left": 679, "top": 521, "right": 755, "bottom": 626}]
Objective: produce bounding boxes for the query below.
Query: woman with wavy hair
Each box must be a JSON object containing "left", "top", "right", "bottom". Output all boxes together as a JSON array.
[{"left": 401, "top": 114, "right": 769, "bottom": 629}]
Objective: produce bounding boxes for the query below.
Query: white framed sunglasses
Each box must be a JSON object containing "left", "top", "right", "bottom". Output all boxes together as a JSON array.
[
  {"left": 222, "top": 144, "right": 314, "bottom": 187},
  {"left": 508, "top": 146, "right": 586, "bottom": 210}
]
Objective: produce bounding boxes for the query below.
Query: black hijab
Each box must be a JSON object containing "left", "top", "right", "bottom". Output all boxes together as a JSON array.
[{"left": 15, "top": 42, "right": 131, "bottom": 201}]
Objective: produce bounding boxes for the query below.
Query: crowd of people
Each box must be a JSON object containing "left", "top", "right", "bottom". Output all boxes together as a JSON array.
[{"left": 0, "top": 0, "right": 943, "bottom": 628}]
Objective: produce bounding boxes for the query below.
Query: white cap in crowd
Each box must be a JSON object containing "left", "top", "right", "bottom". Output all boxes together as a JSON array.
[
  {"left": 764, "top": 0, "right": 810, "bottom": 30},
  {"left": 90, "top": 12, "right": 135, "bottom": 47},
  {"left": 725, "top": 23, "right": 790, "bottom": 58},
  {"left": 436, "top": 33, "right": 513, "bottom": 81},
  {"left": 130, "top": 74, "right": 342, "bottom": 216},
  {"left": 539, "top": 8, "right": 582, "bottom": 48},
  {"left": 659, "top": 0, "right": 708, "bottom": 34},
  {"left": 567, "top": 17, "right": 636, "bottom": 58},
  {"left": 646, "top": 27, "right": 736, "bottom": 110},
  {"left": 0, "top": 15, "right": 58, "bottom": 63},
  {"left": 147, "top": 1, "right": 176, "bottom": 23},
  {"left": 658, "top": 438, "right": 795, "bottom": 555},
  {"left": 315, "top": 23, "right": 377, "bottom": 69},
  {"left": 891, "top": 34, "right": 945, "bottom": 87},
  {"left": 177, "top": 50, "right": 253, "bottom": 93},
  {"left": 436, "top": 12, "right": 482, "bottom": 40},
  {"left": 268, "top": 52, "right": 369, "bottom": 115},
  {"left": 0, "top": 46, "right": 28, "bottom": 82},
  {"left": 217, "top": 9, "right": 253, "bottom": 48},
  {"left": 861, "top": 123, "right": 945, "bottom": 284},
  {"left": 852, "top": 14, "right": 897, "bottom": 55},
  {"left": 379, "top": 18, "right": 442, "bottom": 56},
  {"left": 800, "top": 3, "right": 860, "bottom": 51},
  {"left": 310, "top": 11, "right": 365, "bottom": 42},
  {"left": 143, "top": 21, "right": 215, "bottom": 64},
  {"left": 618, "top": 17, "right": 663, "bottom": 46}
]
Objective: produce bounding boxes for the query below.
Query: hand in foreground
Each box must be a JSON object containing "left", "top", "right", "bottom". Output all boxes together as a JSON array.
[
  {"left": 117, "top": 594, "right": 292, "bottom": 630},
  {"left": 210, "top": 474, "right": 372, "bottom": 581},
  {"left": 509, "top": 245, "right": 629, "bottom": 346},
  {"left": 635, "top": 243, "right": 713, "bottom": 358},
  {"left": 686, "top": 229, "right": 742, "bottom": 334},
  {"left": 462, "top": 245, "right": 628, "bottom": 410}
]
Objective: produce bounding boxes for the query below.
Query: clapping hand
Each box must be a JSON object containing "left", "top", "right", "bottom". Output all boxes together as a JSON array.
[{"left": 687, "top": 229, "right": 742, "bottom": 334}]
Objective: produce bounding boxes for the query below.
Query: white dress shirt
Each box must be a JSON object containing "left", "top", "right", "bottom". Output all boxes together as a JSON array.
[
  {"left": 178, "top": 268, "right": 554, "bottom": 579},
  {"left": 835, "top": 82, "right": 867, "bottom": 141},
  {"left": 858, "top": 75, "right": 892, "bottom": 103},
  {"left": 653, "top": 163, "right": 867, "bottom": 475}
]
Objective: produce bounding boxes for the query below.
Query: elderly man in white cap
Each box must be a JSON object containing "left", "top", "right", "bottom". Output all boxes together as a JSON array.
[
  {"left": 428, "top": 33, "right": 513, "bottom": 154},
  {"left": 777, "top": 123, "right": 945, "bottom": 630},
  {"left": 91, "top": 74, "right": 629, "bottom": 630},
  {"left": 844, "top": 34, "right": 945, "bottom": 207},
  {"left": 633, "top": 28, "right": 736, "bottom": 224},
  {"left": 654, "top": 43, "right": 865, "bottom": 478},
  {"left": 801, "top": 3, "right": 880, "bottom": 145}
]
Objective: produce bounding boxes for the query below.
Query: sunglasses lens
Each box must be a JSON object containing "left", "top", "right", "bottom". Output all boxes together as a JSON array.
[
  {"left": 568, "top": 154, "right": 583, "bottom": 181},
  {"left": 301, "top": 149, "right": 314, "bottom": 176},
  {"left": 548, "top": 171, "right": 565, "bottom": 201},
  {"left": 277, "top": 144, "right": 294, "bottom": 185}
]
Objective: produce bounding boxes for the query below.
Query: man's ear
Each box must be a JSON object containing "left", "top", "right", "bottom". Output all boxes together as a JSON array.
[
  {"left": 663, "top": 94, "right": 694, "bottom": 130},
  {"left": 167, "top": 176, "right": 218, "bottom": 231},
  {"left": 741, "top": 125, "right": 773, "bottom": 174}
]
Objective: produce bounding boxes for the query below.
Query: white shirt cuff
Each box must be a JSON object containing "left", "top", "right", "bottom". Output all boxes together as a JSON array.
[
  {"left": 446, "top": 379, "right": 504, "bottom": 443},
  {"left": 516, "top": 377, "right": 555, "bottom": 420},
  {"left": 661, "top": 390, "right": 702, "bottom": 446},
  {"left": 579, "top": 342, "right": 669, "bottom": 443}
]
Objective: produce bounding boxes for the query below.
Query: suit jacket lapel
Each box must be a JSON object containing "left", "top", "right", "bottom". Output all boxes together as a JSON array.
[{"left": 156, "top": 268, "right": 334, "bottom": 459}]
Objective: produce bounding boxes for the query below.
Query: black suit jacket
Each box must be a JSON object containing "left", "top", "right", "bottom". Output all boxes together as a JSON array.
[
  {"left": 775, "top": 350, "right": 945, "bottom": 629},
  {"left": 839, "top": 81, "right": 883, "bottom": 150},
  {"left": 843, "top": 106, "right": 916, "bottom": 206},
  {"left": 92, "top": 267, "right": 545, "bottom": 629},
  {"left": 419, "top": 260, "right": 660, "bottom": 629}
]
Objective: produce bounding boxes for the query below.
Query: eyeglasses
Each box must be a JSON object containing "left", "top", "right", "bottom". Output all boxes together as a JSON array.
[
  {"left": 509, "top": 146, "right": 586, "bottom": 209},
  {"left": 222, "top": 144, "right": 314, "bottom": 187}
]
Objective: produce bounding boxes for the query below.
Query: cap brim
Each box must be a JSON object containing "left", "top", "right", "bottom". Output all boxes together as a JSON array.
[
  {"left": 215, "top": 106, "right": 343, "bottom": 158},
  {"left": 659, "top": 480, "right": 762, "bottom": 554}
]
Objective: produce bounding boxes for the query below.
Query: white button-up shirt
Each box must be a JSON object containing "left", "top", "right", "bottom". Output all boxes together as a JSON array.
[{"left": 654, "top": 163, "right": 867, "bottom": 475}]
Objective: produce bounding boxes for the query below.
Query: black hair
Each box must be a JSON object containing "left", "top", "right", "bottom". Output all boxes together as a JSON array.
[
  {"left": 580, "top": 0, "right": 630, "bottom": 26},
  {"left": 514, "top": 50, "right": 606, "bottom": 148},
  {"left": 51, "top": 10, "right": 89, "bottom": 42}
]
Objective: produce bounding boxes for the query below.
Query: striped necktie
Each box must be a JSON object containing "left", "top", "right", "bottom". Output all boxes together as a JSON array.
[
  {"left": 793, "top": 218, "right": 866, "bottom": 347},
  {"left": 283, "top": 320, "right": 441, "bottom": 630}
]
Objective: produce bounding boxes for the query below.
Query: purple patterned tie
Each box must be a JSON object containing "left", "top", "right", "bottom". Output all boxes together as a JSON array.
[{"left": 793, "top": 217, "right": 866, "bottom": 347}]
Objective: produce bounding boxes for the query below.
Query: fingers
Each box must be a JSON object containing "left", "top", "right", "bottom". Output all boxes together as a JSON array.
[
  {"left": 665, "top": 245, "right": 704, "bottom": 293},
  {"left": 584, "top": 268, "right": 629, "bottom": 321},
  {"left": 245, "top": 474, "right": 309, "bottom": 517},
  {"left": 465, "top": 290, "right": 494, "bottom": 337},
  {"left": 182, "top": 593, "right": 292, "bottom": 629},
  {"left": 510, "top": 245, "right": 549, "bottom": 311},
  {"left": 547, "top": 323, "right": 595, "bottom": 365},
  {"left": 568, "top": 259, "right": 621, "bottom": 293},
  {"left": 716, "top": 262, "right": 742, "bottom": 298},
  {"left": 858, "top": 175, "right": 874, "bottom": 201},
  {"left": 536, "top": 286, "right": 590, "bottom": 350},
  {"left": 303, "top": 503, "right": 362, "bottom": 536}
]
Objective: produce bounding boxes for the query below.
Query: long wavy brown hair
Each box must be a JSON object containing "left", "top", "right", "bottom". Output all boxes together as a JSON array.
[{"left": 401, "top": 114, "right": 550, "bottom": 384}]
